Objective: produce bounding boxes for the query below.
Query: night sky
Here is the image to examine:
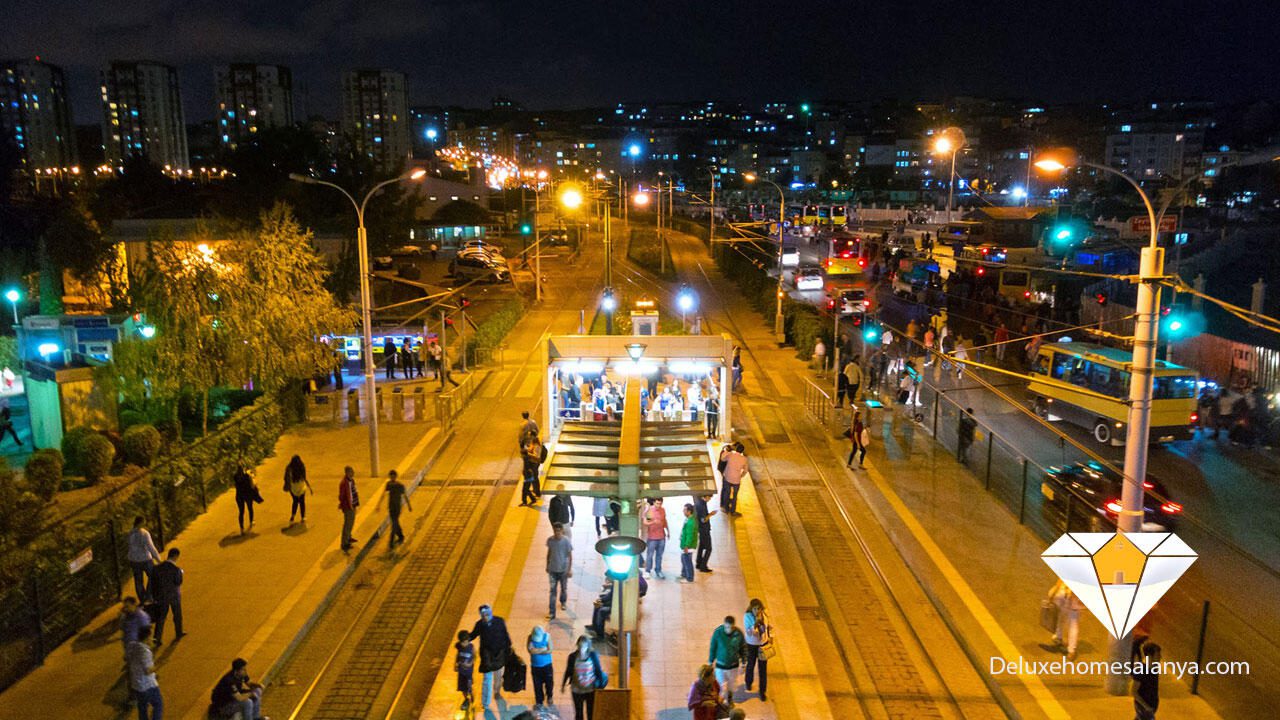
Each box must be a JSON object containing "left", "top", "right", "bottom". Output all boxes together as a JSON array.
[{"left": 7, "top": 0, "right": 1279, "bottom": 122}]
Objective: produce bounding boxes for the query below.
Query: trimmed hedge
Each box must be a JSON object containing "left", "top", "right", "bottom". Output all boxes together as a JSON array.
[
  {"left": 467, "top": 298, "right": 525, "bottom": 365},
  {"left": 60, "top": 427, "right": 97, "bottom": 476},
  {"left": 121, "top": 425, "right": 163, "bottom": 468},
  {"left": 80, "top": 434, "right": 115, "bottom": 485},
  {"left": 23, "top": 450, "right": 63, "bottom": 501}
]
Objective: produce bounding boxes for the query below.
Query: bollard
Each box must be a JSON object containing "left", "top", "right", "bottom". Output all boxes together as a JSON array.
[
  {"left": 347, "top": 388, "right": 360, "bottom": 422},
  {"left": 412, "top": 386, "right": 426, "bottom": 421},
  {"left": 391, "top": 388, "right": 405, "bottom": 422},
  {"left": 375, "top": 387, "right": 384, "bottom": 420},
  {"left": 331, "top": 393, "right": 341, "bottom": 424}
]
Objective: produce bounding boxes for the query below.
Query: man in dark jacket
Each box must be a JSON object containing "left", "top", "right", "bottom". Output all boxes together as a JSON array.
[
  {"left": 383, "top": 338, "right": 398, "bottom": 379},
  {"left": 957, "top": 407, "right": 977, "bottom": 464},
  {"left": 150, "top": 547, "right": 184, "bottom": 645},
  {"left": 467, "top": 605, "right": 513, "bottom": 708},
  {"left": 548, "top": 494, "right": 575, "bottom": 532}
]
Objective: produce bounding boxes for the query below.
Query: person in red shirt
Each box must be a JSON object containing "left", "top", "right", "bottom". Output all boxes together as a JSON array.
[
  {"left": 994, "top": 321, "right": 1010, "bottom": 364},
  {"left": 643, "top": 498, "right": 670, "bottom": 578},
  {"left": 338, "top": 466, "right": 360, "bottom": 552}
]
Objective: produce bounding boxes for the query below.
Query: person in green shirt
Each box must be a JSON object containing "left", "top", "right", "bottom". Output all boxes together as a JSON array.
[
  {"left": 679, "top": 504, "right": 698, "bottom": 582},
  {"left": 708, "top": 616, "right": 746, "bottom": 706}
]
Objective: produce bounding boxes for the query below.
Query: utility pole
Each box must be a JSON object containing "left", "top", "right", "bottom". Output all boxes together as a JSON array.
[{"left": 708, "top": 169, "right": 716, "bottom": 259}]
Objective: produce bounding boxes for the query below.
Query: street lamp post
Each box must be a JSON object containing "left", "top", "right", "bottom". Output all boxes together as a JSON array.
[
  {"left": 4, "top": 289, "right": 20, "bottom": 324},
  {"left": 289, "top": 169, "right": 426, "bottom": 478},
  {"left": 745, "top": 173, "right": 787, "bottom": 343},
  {"left": 932, "top": 128, "right": 967, "bottom": 223}
]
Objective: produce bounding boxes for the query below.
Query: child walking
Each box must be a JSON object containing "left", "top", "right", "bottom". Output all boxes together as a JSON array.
[{"left": 455, "top": 629, "right": 476, "bottom": 711}]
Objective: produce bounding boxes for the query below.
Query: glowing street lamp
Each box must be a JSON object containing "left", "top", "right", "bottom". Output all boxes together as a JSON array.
[
  {"left": 559, "top": 186, "right": 584, "bottom": 210},
  {"left": 631, "top": 191, "right": 650, "bottom": 208},
  {"left": 931, "top": 127, "right": 967, "bottom": 223},
  {"left": 744, "top": 173, "right": 787, "bottom": 342},
  {"left": 4, "top": 289, "right": 20, "bottom": 324},
  {"left": 676, "top": 286, "right": 697, "bottom": 330},
  {"left": 595, "top": 534, "right": 646, "bottom": 689}
]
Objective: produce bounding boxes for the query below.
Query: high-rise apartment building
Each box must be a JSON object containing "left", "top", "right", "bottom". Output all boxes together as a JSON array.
[
  {"left": 100, "top": 61, "right": 189, "bottom": 171},
  {"left": 341, "top": 69, "right": 410, "bottom": 172},
  {"left": 214, "top": 63, "right": 294, "bottom": 149},
  {"left": 0, "top": 58, "right": 78, "bottom": 176}
]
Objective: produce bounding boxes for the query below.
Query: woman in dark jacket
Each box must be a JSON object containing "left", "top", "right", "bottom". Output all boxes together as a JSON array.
[{"left": 233, "top": 466, "right": 257, "bottom": 534}]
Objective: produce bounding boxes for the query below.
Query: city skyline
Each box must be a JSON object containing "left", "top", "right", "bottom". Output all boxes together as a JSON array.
[{"left": 5, "top": 0, "right": 1279, "bottom": 123}]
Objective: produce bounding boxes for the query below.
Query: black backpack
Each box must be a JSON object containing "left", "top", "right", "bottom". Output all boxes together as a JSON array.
[
  {"left": 538, "top": 444, "right": 549, "bottom": 464},
  {"left": 502, "top": 651, "right": 527, "bottom": 693}
]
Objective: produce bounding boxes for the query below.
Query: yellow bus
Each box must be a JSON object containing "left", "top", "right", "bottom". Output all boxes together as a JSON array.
[{"left": 1029, "top": 342, "right": 1198, "bottom": 445}]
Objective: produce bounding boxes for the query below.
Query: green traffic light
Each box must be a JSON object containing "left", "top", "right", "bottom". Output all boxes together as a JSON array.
[
  {"left": 864, "top": 327, "right": 880, "bottom": 342},
  {"left": 520, "top": 223, "right": 532, "bottom": 235}
]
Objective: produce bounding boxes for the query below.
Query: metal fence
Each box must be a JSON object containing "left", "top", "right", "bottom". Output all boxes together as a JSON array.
[{"left": 0, "top": 390, "right": 300, "bottom": 693}]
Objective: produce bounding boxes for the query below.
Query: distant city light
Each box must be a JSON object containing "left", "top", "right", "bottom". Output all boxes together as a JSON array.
[
  {"left": 628, "top": 144, "right": 642, "bottom": 158},
  {"left": 425, "top": 128, "right": 438, "bottom": 140},
  {"left": 1011, "top": 186, "right": 1027, "bottom": 200}
]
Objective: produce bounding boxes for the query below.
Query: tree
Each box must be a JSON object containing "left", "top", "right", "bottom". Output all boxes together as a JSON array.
[{"left": 222, "top": 204, "right": 357, "bottom": 393}]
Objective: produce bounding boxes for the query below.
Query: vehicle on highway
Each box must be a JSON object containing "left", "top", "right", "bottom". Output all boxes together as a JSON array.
[
  {"left": 1029, "top": 341, "right": 1198, "bottom": 445},
  {"left": 824, "top": 232, "right": 866, "bottom": 277},
  {"left": 449, "top": 253, "right": 510, "bottom": 283},
  {"left": 390, "top": 244, "right": 424, "bottom": 256},
  {"left": 827, "top": 288, "right": 869, "bottom": 315},
  {"left": 780, "top": 244, "right": 800, "bottom": 267},
  {"left": 1040, "top": 461, "right": 1183, "bottom": 532},
  {"left": 794, "top": 266, "right": 825, "bottom": 291}
]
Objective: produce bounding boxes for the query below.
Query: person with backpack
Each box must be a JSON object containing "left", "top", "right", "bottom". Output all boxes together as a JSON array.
[
  {"left": 527, "top": 625, "right": 555, "bottom": 711},
  {"left": 467, "top": 604, "right": 513, "bottom": 709},
  {"left": 708, "top": 615, "right": 747, "bottom": 707},
  {"left": 548, "top": 494, "right": 575, "bottom": 536},
  {"left": 561, "top": 634, "right": 606, "bottom": 720},
  {"left": 846, "top": 410, "right": 868, "bottom": 467},
  {"left": 520, "top": 438, "right": 546, "bottom": 506},
  {"left": 284, "top": 455, "right": 312, "bottom": 525}
]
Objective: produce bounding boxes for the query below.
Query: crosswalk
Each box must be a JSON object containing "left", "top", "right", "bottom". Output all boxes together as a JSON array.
[{"left": 477, "top": 368, "right": 544, "bottom": 399}]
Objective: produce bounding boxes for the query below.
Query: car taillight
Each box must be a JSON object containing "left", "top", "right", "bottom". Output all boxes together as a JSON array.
[
  {"left": 1190, "top": 412, "right": 1199, "bottom": 423},
  {"left": 858, "top": 258, "right": 867, "bottom": 267},
  {"left": 1142, "top": 481, "right": 1154, "bottom": 490},
  {"left": 1104, "top": 500, "right": 1123, "bottom": 514},
  {"left": 863, "top": 300, "right": 871, "bottom": 308},
  {"left": 1160, "top": 502, "right": 1183, "bottom": 514}
]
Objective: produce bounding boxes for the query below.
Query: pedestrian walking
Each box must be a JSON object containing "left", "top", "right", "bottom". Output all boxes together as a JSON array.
[
  {"left": 119, "top": 597, "right": 151, "bottom": 661},
  {"left": 126, "top": 516, "right": 161, "bottom": 601},
  {"left": 0, "top": 400, "right": 22, "bottom": 447},
  {"left": 527, "top": 625, "right": 555, "bottom": 710},
  {"left": 284, "top": 455, "right": 312, "bottom": 525},
  {"left": 679, "top": 503, "right": 697, "bottom": 582},
  {"left": 592, "top": 496, "right": 610, "bottom": 537},
  {"left": 743, "top": 599, "right": 772, "bottom": 701},
  {"left": 208, "top": 658, "right": 265, "bottom": 720},
  {"left": 688, "top": 664, "right": 724, "bottom": 720},
  {"left": 332, "top": 347, "right": 345, "bottom": 390},
  {"left": 520, "top": 438, "right": 546, "bottom": 506},
  {"left": 546, "top": 523, "right": 573, "bottom": 619},
  {"left": 378, "top": 470, "right": 412, "bottom": 548},
  {"left": 149, "top": 548, "right": 184, "bottom": 645},
  {"left": 454, "top": 629, "right": 476, "bottom": 711},
  {"left": 429, "top": 242, "right": 439, "bottom": 261},
  {"left": 1046, "top": 579, "right": 1083, "bottom": 660},
  {"left": 694, "top": 493, "right": 716, "bottom": 572},
  {"left": 994, "top": 321, "right": 1010, "bottom": 364},
  {"left": 519, "top": 410, "right": 540, "bottom": 449},
  {"left": 232, "top": 465, "right": 259, "bottom": 535},
  {"left": 846, "top": 410, "right": 868, "bottom": 467},
  {"left": 812, "top": 338, "right": 826, "bottom": 372},
  {"left": 704, "top": 394, "right": 720, "bottom": 438},
  {"left": 642, "top": 498, "right": 669, "bottom": 578},
  {"left": 957, "top": 408, "right": 977, "bottom": 465},
  {"left": 338, "top": 466, "right": 360, "bottom": 552},
  {"left": 383, "top": 338, "right": 398, "bottom": 379},
  {"left": 418, "top": 340, "right": 433, "bottom": 380},
  {"left": 467, "top": 605, "right": 513, "bottom": 708},
  {"left": 708, "top": 615, "right": 747, "bottom": 706},
  {"left": 840, "top": 356, "right": 863, "bottom": 407},
  {"left": 561, "top": 635, "right": 606, "bottom": 720},
  {"left": 548, "top": 494, "right": 575, "bottom": 535},
  {"left": 1132, "top": 642, "right": 1162, "bottom": 719},
  {"left": 126, "top": 624, "right": 162, "bottom": 720},
  {"left": 720, "top": 443, "right": 747, "bottom": 516}
]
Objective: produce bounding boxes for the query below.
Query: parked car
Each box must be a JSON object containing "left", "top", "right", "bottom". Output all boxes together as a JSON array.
[
  {"left": 826, "top": 288, "right": 868, "bottom": 315},
  {"left": 391, "top": 244, "right": 423, "bottom": 256},
  {"left": 1040, "top": 461, "right": 1183, "bottom": 532},
  {"left": 450, "top": 253, "right": 510, "bottom": 283},
  {"left": 373, "top": 256, "right": 394, "bottom": 270},
  {"left": 794, "top": 266, "right": 825, "bottom": 291}
]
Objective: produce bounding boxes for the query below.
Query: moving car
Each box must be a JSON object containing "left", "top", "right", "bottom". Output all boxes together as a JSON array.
[
  {"left": 546, "top": 228, "right": 570, "bottom": 246},
  {"left": 794, "top": 266, "right": 825, "bottom": 291},
  {"left": 390, "top": 244, "right": 423, "bottom": 256},
  {"left": 826, "top": 288, "right": 868, "bottom": 315},
  {"left": 780, "top": 245, "right": 800, "bottom": 267},
  {"left": 449, "top": 253, "right": 510, "bottom": 283},
  {"left": 1040, "top": 461, "right": 1183, "bottom": 532}
]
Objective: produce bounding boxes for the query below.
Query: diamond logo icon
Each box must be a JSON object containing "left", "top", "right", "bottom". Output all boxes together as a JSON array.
[{"left": 1041, "top": 532, "right": 1196, "bottom": 638}]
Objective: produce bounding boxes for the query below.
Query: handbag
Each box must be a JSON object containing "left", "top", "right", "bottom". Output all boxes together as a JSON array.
[
  {"left": 858, "top": 428, "right": 871, "bottom": 446},
  {"left": 592, "top": 652, "right": 608, "bottom": 688},
  {"left": 1039, "top": 599, "right": 1059, "bottom": 634},
  {"left": 252, "top": 485, "right": 265, "bottom": 504},
  {"left": 760, "top": 639, "right": 777, "bottom": 661}
]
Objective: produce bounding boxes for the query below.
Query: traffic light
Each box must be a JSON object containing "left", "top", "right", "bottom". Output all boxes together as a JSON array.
[
  {"left": 1095, "top": 292, "right": 1108, "bottom": 306},
  {"left": 520, "top": 222, "right": 533, "bottom": 235},
  {"left": 863, "top": 322, "right": 880, "bottom": 342},
  {"left": 460, "top": 295, "right": 470, "bottom": 309},
  {"left": 1161, "top": 307, "right": 1204, "bottom": 339},
  {"left": 444, "top": 317, "right": 455, "bottom": 328}
]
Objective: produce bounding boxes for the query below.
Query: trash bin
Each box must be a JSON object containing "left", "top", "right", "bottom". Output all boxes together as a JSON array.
[
  {"left": 391, "top": 387, "right": 405, "bottom": 422},
  {"left": 346, "top": 388, "right": 360, "bottom": 422},
  {"left": 412, "top": 387, "right": 426, "bottom": 421}
]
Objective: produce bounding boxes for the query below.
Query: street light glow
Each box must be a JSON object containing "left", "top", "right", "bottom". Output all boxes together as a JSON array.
[
  {"left": 4, "top": 289, "right": 19, "bottom": 303},
  {"left": 933, "top": 136, "right": 953, "bottom": 154},
  {"left": 743, "top": 173, "right": 757, "bottom": 182},
  {"left": 559, "top": 187, "right": 584, "bottom": 209},
  {"left": 409, "top": 168, "right": 428, "bottom": 180},
  {"left": 632, "top": 191, "right": 650, "bottom": 207},
  {"left": 1034, "top": 158, "right": 1067, "bottom": 172}
]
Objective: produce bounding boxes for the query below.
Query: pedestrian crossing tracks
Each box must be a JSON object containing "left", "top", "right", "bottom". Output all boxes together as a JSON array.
[{"left": 476, "top": 367, "right": 801, "bottom": 401}]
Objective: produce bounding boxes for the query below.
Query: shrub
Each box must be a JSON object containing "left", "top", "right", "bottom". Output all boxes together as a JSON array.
[
  {"left": 61, "top": 426, "right": 97, "bottom": 476},
  {"left": 80, "top": 434, "right": 116, "bottom": 485},
  {"left": 121, "top": 424, "right": 163, "bottom": 467},
  {"left": 468, "top": 298, "right": 526, "bottom": 365},
  {"left": 0, "top": 470, "right": 45, "bottom": 543},
  {"left": 23, "top": 449, "right": 64, "bottom": 501}
]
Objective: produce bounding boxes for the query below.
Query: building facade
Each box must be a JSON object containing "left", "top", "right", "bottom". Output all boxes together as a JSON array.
[
  {"left": 341, "top": 69, "right": 410, "bottom": 173},
  {"left": 0, "top": 58, "right": 78, "bottom": 179},
  {"left": 100, "top": 61, "right": 189, "bottom": 171},
  {"left": 214, "top": 63, "right": 294, "bottom": 149}
]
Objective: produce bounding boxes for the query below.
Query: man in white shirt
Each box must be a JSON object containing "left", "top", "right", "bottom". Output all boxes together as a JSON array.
[
  {"left": 720, "top": 443, "right": 748, "bottom": 516},
  {"left": 126, "top": 515, "right": 161, "bottom": 602}
]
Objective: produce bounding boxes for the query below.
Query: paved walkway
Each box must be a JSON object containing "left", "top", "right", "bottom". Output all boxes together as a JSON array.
[
  {"left": 420, "top": 442, "right": 833, "bottom": 720},
  {"left": 0, "top": 399, "right": 463, "bottom": 720}
]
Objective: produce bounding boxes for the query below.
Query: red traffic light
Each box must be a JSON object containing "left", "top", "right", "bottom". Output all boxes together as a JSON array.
[
  {"left": 1095, "top": 293, "right": 1108, "bottom": 305},
  {"left": 1023, "top": 290, "right": 1032, "bottom": 299},
  {"left": 976, "top": 266, "right": 986, "bottom": 276},
  {"left": 857, "top": 258, "right": 867, "bottom": 267},
  {"left": 444, "top": 318, "right": 455, "bottom": 327}
]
